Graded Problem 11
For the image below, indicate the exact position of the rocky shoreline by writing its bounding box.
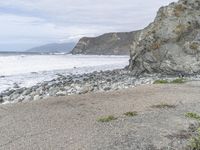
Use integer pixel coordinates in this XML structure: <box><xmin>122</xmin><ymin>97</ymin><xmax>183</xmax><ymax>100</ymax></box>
<box><xmin>0</xmin><ymin>69</ymin><xmax>156</xmax><ymax>104</ymax></box>
<box><xmin>1</xmin><ymin>68</ymin><xmax>200</xmax><ymax>104</ymax></box>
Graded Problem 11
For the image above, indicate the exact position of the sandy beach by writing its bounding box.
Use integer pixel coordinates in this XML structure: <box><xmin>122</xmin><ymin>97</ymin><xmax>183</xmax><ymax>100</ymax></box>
<box><xmin>1</xmin><ymin>81</ymin><xmax>200</xmax><ymax>150</ymax></box>
<box><xmin>1</xmin><ymin>0</ymin><xmax>200</xmax><ymax>149</ymax></box>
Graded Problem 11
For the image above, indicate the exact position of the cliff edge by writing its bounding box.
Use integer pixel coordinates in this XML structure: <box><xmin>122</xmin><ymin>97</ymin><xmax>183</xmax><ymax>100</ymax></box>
<box><xmin>72</xmin><ymin>31</ymin><xmax>140</xmax><ymax>55</ymax></box>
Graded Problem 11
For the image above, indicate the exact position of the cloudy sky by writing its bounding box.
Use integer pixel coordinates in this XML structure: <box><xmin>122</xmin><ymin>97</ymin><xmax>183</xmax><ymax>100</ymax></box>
<box><xmin>0</xmin><ymin>0</ymin><xmax>177</xmax><ymax>51</ymax></box>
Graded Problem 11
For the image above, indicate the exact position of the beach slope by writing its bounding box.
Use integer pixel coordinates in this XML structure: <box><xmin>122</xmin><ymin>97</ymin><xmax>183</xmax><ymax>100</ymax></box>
<box><xmin>0</xmin><ymin>82</ymin><xmax>200</xmax><ymax>150</ymax></box>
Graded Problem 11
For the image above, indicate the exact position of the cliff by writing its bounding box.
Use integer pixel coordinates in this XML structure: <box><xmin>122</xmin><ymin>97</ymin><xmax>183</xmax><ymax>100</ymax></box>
<box><xmin>129</xmin><ymin>0</ymin><xmax>200</xmax><ymax>75</ymax></box>
<box><xmin>72</xmin><ymin>31</ymin><xmax>140</xmax><ymax>55</ymax></box>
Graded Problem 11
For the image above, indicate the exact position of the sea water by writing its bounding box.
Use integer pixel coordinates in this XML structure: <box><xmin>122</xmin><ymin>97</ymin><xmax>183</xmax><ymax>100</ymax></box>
<box><xmin>0</xmin><ymin>53</ymin><xmax>129</xmax><ymax>92</ymax></box>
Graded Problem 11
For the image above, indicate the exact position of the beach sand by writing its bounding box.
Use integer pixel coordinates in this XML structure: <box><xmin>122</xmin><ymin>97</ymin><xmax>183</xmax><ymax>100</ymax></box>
<box><xmin>1</xmin><ymin>81</ymin><xmax>200</xmax><ymax>149</ymax></box>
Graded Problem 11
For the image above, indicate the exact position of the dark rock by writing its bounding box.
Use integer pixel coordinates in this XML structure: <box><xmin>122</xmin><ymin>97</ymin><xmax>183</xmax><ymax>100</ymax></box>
<box><xmin>0</xmin><ymin>95</ymin><xmax>3</xmax><ymax>103</ymax></box>
<box><xmin>15</xmin><ymin>88</ymin><xmax>25</xmax><ymax>94</ymax></box>
<box><xmin>106</xmin><ymin>78</ymin><xmax>112</xmax><ymax>82</ymax></box>
<box><xmin>13</xmin><ymin>83</ymin><xmax>20</xmax><ymax>89</ymax></box>
<box><xmin>23</xmin><ymin>89</ymin><xmax>32</xmax><ymax>95</ymax></box>
<box><xmin>2</xmin><ymin>89</ymin><xmax>15</xmax><ymax>97</ymax></box>
<box><xmin>104</xmin><ymin>87</ymin><xmax>111</xmax><ymax>91</ymax></box>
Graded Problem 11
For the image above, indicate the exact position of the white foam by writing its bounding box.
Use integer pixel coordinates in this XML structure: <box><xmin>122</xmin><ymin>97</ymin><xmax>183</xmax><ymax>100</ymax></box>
<box><xmin>0</xmin><ymin>54</ymin><xmax>129</xmax><ymax>92</ymax></box>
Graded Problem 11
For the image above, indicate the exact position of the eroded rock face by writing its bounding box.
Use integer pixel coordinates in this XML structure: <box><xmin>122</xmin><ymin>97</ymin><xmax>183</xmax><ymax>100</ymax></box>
<box><xmin>129</xmin><ymin>0</ymin><xmax>200</xmax><ymax>75</ymax></box>
<box><xmin>72</xmin><ymin>31</ymin><xmax>140</xmax><ymax>55</ymax></box>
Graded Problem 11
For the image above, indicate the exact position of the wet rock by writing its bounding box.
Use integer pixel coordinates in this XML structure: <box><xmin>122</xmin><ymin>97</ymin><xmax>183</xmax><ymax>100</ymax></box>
<box><xmin>103</xmin><ymin>87</ymin><xmax>111</xmax><ymax>91</ymax></box>
<box><xmin>13</xmin><ymin>83</ymin><xmax>20</xmax><ymax>89</ymax></box>
<box><xmin>3</xmin><ymin>96</ymin><xmax>10</xmax><ymax>102</ymax></box>
<box><xmin>0</xmin><ymin>95</ymin><xmax>3</xmax><ymax>103</ymax></box>
<box><xmin>23</xmin><ymin>89</ymin><xmax>32</xmax><ymax>95</ymax></box>
<box><xmin>15</xmin><ymin>88</ymin><xmax>25</xmax><ymax>94</ymax></box>
<box><xmin>106</xmin><ymin>78</ymin><xmax>112</xmax><ymax>82</ymax></box>
<box><xmin>3</xmin><ymin>90</ymin><xmax>15</xmax><ymax>97</ymax></box>
<box><xmin>0</xmin><ymin>69</ymin><xmax>160</xmax><ymax>104</ymax></box>
<box><xmin>11</xmin><ymin>93</ymin><xmax>20</xmax><ymax>100</ymax></box>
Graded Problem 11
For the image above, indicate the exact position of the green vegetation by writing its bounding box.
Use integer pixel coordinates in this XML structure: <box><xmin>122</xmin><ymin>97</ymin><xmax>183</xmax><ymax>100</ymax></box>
<box><xmin>185</xmin><ymin>112</ymin><xmax>200</xmax><ymax>121</ymax></box>
<box><xmin>170</xmin><ymin>78</ymin><xmax>185</xmax><ymax>84</ymax></box>
<box><xmin>190</xmin><ymin>42</ymin><xmax>199</xmax><ymax>50</ymax></box>
<box><xmin>189</xmin><ymin>128</ymin><xmax>200</xmax><ymax>150</ymax></box>
<box><xmin>97</xmin><ymin>115</ymin><xmax>117</xmax><ymax>122</ymax></box>
<box><xmin>151</xmin><ymin>103</ymin><xmax>176</xmax><ymax>109</ymax></box>
<box><xmin>185</xmin><ymin>112</ymin><xmax>200</xmax><ymax>149</ymax></box>
<box><xmin>153</xmin><ymin>78</ymin><xmax>186</xmax><ymax>84</ymax></box>
<box><xmin>153</xmin><ymin>80</ymin><xmax>169</xmax><ymax>84</ymax></box>
<box><xmin>124</xmin><ymin>111</ymin><xmax>138</xmax><ymax>117</ymax></box>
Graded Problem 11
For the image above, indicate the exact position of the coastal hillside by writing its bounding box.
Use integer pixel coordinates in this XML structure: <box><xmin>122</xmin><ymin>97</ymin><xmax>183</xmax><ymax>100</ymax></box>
<box><xmin>129</xmin><ymin>0</ymin><xmax>200</xmax><ymax>75</ymax></box>
<box><xmin>72</xmin><ymin>31</ymin><xmax>140</xmax><ymax>55</ymax></box>
<box><xmin>27</xmin><ymin>42</ymin><xmax>76</xmax><ymax>53</ymax></box>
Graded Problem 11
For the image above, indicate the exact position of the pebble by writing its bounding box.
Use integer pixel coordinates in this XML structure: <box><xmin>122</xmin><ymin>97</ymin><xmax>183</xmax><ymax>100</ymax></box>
<box><xmin>0</xmin><ymin>69</ymin><xmax>161</xmax><ymax>103</ymax></box>
<box><xmin>33</xmin><ymin>95</ymin><xmax>41</xmax><ymax>101</ymax></box>
<box><xmin>56</xmin><ymin>91</ymin><xmax>67</xmax><ymax>96</ymax></box>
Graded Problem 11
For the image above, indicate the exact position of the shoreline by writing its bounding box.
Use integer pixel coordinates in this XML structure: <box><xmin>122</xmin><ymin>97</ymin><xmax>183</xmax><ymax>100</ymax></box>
<box><xmin>0</xmin><ymin>54</ymin><xmax>129</xmax><ymax>93</ymax></box>
<box><xmin>1</xmin><ymin>68</ymin><xmax>200</xmax><ymax>104</ymax></box>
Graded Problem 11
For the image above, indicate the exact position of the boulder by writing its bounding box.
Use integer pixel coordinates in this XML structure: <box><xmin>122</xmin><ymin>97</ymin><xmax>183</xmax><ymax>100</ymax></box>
<box><xmin>78</xmin><ymin>85</ymin><xmax>94</xmax><ymax>94</ymax></box>
<box><xmin>56</xmin><ymin>91</ymin><xmax>67</xmax><ymax>96</ymax></box>
<box><xmin>129</xmin><ymin>0</ymin><xmax>200</xmax><ymax>75</ymax></box>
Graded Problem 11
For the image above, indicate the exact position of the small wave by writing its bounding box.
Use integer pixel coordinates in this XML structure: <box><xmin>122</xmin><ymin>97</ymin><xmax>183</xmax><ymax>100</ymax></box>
<box><xmin>31</xmin><ymin>72</ymin><xmax>38</xmax><ymax>74</ymax></box>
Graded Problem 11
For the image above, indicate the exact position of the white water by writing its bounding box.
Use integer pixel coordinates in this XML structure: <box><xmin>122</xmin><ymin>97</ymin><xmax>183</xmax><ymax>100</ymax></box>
<box><xmin>0</xmin><ymin>54</ymin><xmax>129</xmax><ymax>92</ymax></box>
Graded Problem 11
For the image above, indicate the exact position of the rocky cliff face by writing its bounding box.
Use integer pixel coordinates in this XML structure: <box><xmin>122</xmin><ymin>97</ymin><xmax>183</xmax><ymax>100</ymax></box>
<box><xmin>129</xmin><ymin>0</ymin><xmax>200</xmax><ymax>75</ymax></box>
<box><xmin>72</xmin><ymin>31</ymin><xmax>140</xmax><ymax>55</ymax></box>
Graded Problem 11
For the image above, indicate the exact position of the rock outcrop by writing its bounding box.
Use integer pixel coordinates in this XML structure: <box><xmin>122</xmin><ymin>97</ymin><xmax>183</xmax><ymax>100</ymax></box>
<box><xmin>72</xmin><ymin>31</ymin><xmax>140</xmax><ymax>55</ymax></box>
<box><xmin>129</xmin><ymin>0</ymin><xmax>200</xmax><ymax>75</ymax></box>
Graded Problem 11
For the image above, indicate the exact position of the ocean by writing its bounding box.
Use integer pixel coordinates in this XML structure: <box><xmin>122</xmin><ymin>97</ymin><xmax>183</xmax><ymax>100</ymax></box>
<box><xmin>0</xmin><ymin>52</ymin><xmax>129</xmax><ymax>92</ymax></box>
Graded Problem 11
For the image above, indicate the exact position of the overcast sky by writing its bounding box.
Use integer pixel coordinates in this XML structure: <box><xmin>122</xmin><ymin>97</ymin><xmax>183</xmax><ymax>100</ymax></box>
<box><xmin>0</xmin><ymin>0</ymin><xmax>177</xmax><ymax>51</ymax></box>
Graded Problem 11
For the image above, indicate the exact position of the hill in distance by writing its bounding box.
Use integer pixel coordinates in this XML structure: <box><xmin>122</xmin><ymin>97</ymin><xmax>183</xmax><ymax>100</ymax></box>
<box><xmin>26</xmin><ymin>42</ymin><xmax>76</xmax><ymax>54</ymax></box>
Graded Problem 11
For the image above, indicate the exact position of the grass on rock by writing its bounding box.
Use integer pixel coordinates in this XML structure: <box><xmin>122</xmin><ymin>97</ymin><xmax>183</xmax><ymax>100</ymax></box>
<box><xmin>186</xmin><ymin>112</ymin><xmax>200</xmax><ymax>121</ymax></box>
<box><xmin>153</xmin><ymin>78</ymin><xmax>186</xmax><ymax>84</ymax></box>
<box><xmin>190</xmin><ymin>42</ymin><xmax>199</xmax><ymax>50</ymax></box>
<box><xmin>153</xmin><ymin>80</ymin><xmax>169</xmax><ymax>84</ymax></box>
<box><xmin>151</xmin><ymin>103</ymin><xmax>176</xmax><ymax>109</ymax></box>
<box><xmin>97</xmin><ymin>115</ymin><xmax>117</xmax><ymax>123</ymax></box>
<box><xmin>189</xmin><ymin>128</ymin><xmax>200</xmax><ymax>150</ymax></box>
<box><xmin>124</xmin><ymin>111</ymin><xmax>138</xmax><ymax>117</ymax></box>
<box><xmin>185</xmin><ymin>112</ymin><xmax>200</xmax><ymax>149</ymax></box>
<box><xmin>170</xmin><ymin>78</ymin><xmax>186</xmax><ymax>84</ymax></box>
